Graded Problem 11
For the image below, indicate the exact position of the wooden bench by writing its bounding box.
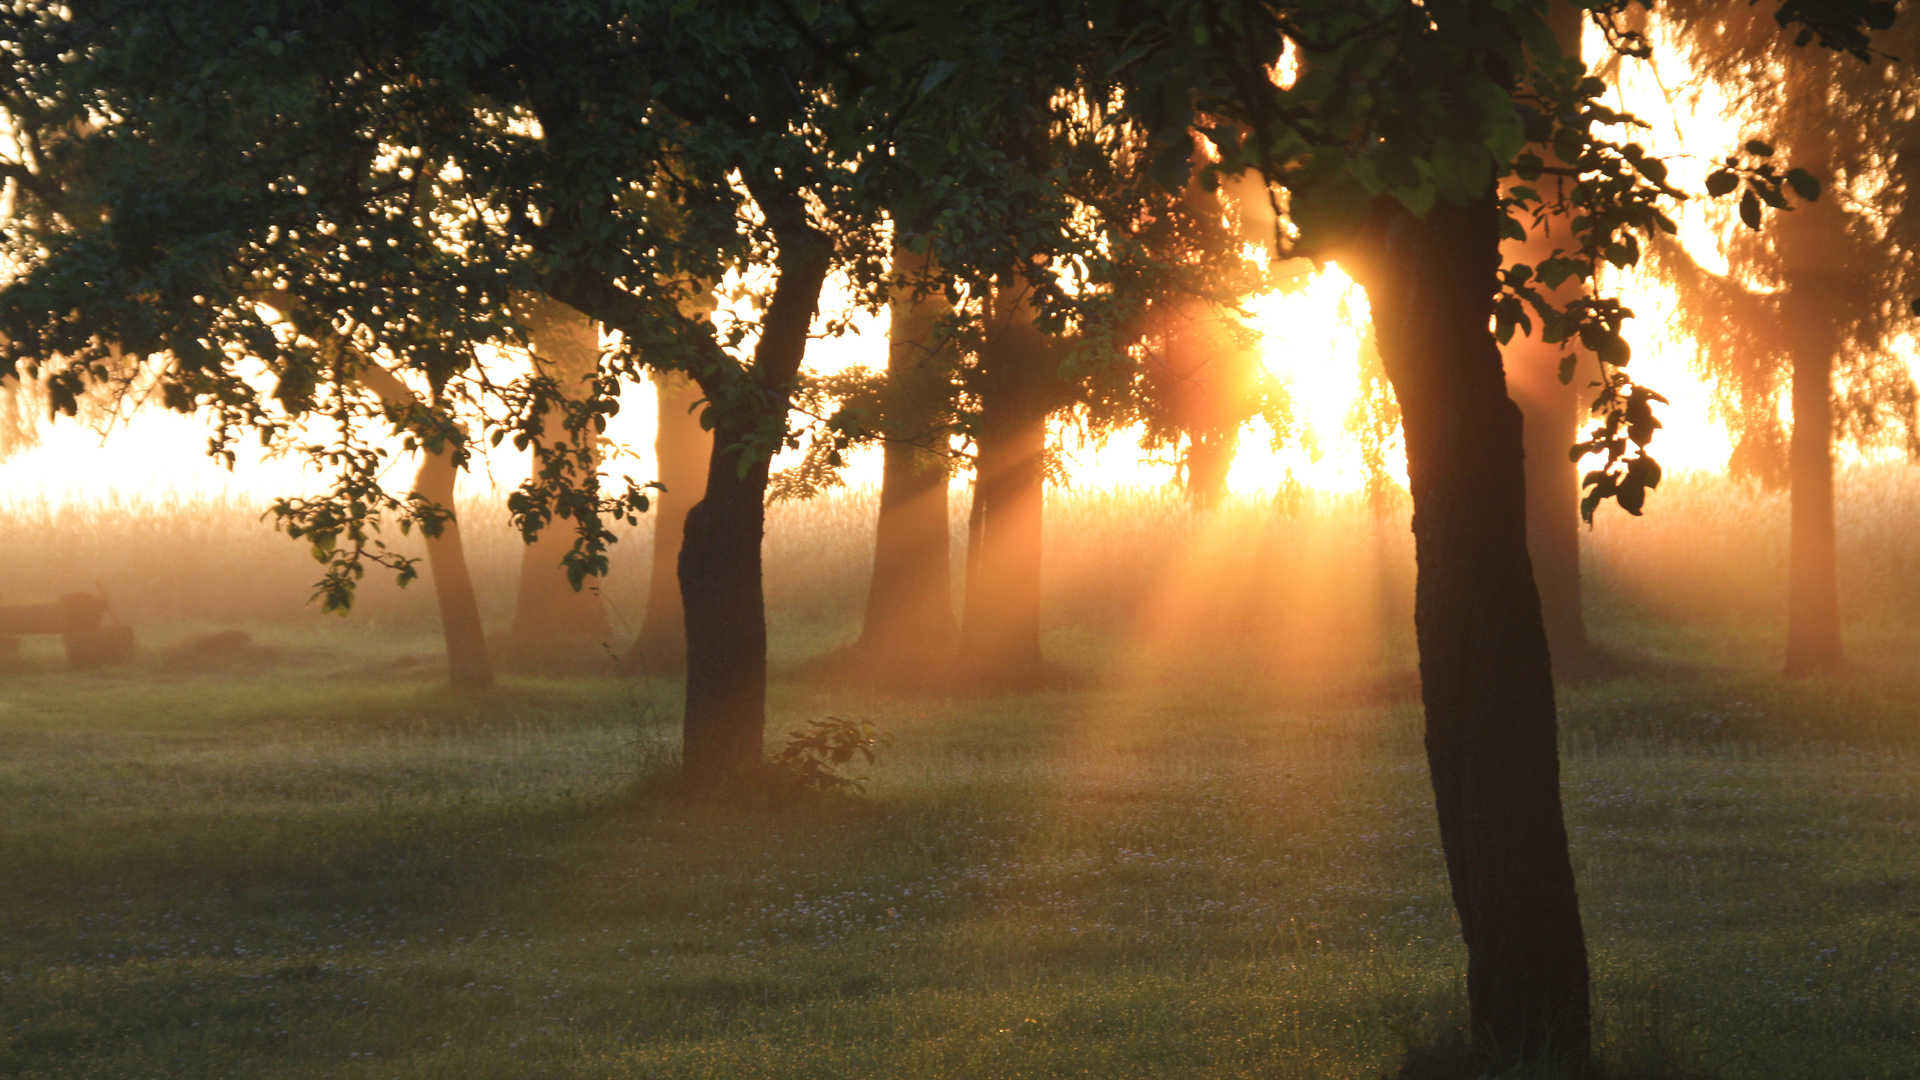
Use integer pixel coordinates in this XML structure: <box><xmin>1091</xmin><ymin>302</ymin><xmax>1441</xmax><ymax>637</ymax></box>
<box><xmin>0</xmin><ymin>592</ymin><xmax>136</xmax><ymax>669</ymax></box>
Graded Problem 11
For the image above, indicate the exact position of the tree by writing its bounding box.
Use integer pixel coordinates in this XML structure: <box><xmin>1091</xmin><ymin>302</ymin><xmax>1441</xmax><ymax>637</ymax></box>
<box><xmin>0</xmin><ymin>13</ymin><xmax>507</xmax><ymax>692</ymax></box>
<box><xmin>502</xmin><ymin>295</ymin><xmax>614</xmax><ymax>672</ymax></box>
<box><xmin>958</xmin><ymin>273</ymin><xmax>1061</xmax><ymax>686</ymax></box>
<box><xmin>1500</xmin><ymin>0</ymin><xmax>1594</xmax><ymax>667</ymax></box>
<box><xmin>857</xmin><ymin>246</ymin><xmax>961</xmax><ymax>665</ymax></box>
<box><xmin>626</xmin><ymin>367</ymin><xmax>711</xmax><ymax>673</ymax></box>
<box><xmin>1636</xmin><ymin>2</ymin><xmax>1920</xmax><ymax>675</ymax></box>
<box><xmin>1128</xmin><ymin>160</ymin><xmax>1282</xmax><ymax>511</ymax></box>
<box><xmin>1097</xmin><ymin>0</ymin><xmax>1878</xmax><ymax>1064</ymax></box>
<box><xmin>353</xmin><ymin>360</ymin><xmax>495</xmax><ymax>690</ymax></box>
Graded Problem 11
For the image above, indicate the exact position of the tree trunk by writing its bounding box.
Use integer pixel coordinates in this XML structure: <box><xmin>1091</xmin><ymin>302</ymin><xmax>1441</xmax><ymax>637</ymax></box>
<box><xmin>411</xmin><ymin>441</ymin><xmax>495</xmax><ymax>691</ymax></box>
<box><xmin>504</xmin><ymin>296</ymin><xmax>611</xmax><ymax>670</ymax></box>
<box><xmin>354</xmin><ymin>364</ymin><xmax>493</xmax><ymax>691</ymax></box>
<box><xmin>1186</xmin><ymin>427</ymin><xmax>1239</xmax><ymax>510</ymax></box>
<box><xmin>1499</xmin><ymin>1</ymin><xmax>1589</xmax><ymax>666</ymax></box>
<box><xmin>1503</xmin><ymin>306</ymin><xmax>1589</xmax><ymax>661</ymax></box>
<box><xmin>1784</xmin><ymin>288</ymin><xmax>1843</xmax><ymax>675</ymax></box>
<box><xmin>628</xmin><ymin>369</ymin><xmax>710</xmax><ymax>672</ymax></box>
<box><xmin>959</xmin><ymin>279</ymin><xmax>1050</xmax><ymax>688</ymax></box>
<box><xmin>679</xmin><ymin>420</ymin><xmax>775</xmax><ymax>780</ymax></box>
<box><xmin>678</xmin><ymin>208</ymin><xmax>832</xmax><ymax>784</ymax></box>
<box><xmin>1348</xmin><ymin>193</ymin><xmax>1590</xmax><ymax>1066</ymax></box>
<box><xmin>859</xmin><ymin>246</ymin><xmax>958</xmax><ymax>659</ymax></box>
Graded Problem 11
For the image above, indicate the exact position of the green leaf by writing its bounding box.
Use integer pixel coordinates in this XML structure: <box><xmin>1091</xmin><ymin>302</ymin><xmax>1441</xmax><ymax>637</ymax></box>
<box><xmin>1739</xmin><ymin>189</ymin><xmax>1762</xmax><ymax>230</ymax></box>
<box><xmin>1744</xmin><ymin>139</ymin><xmax>1775</xmax><ymax>157</ymax></box>
<box><xmin>1704</xmin><ymin>170</ymin><xmax>1738</xmax><ymax>197</ymax></box>
<box><xmin>1786</xmin><ymin>167</ymin><xmax>1820</xmax><ymax>201</ymax></box>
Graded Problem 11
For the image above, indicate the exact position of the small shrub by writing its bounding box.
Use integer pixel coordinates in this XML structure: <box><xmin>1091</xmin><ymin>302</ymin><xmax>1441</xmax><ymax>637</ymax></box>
<box><xmin>774</xmin><ymin>716</ymin><xmax>891</xmax><ymax>795</ymax></box>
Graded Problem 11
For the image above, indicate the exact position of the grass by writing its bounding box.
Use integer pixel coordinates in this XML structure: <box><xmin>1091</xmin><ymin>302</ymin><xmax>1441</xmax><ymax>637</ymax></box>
<box><xmin>1</xmin><ymin>648</ymin><xmax>1917</xmax><ymax>1078</ymax></box>
<box><xmin>1</xmin><ymin>466</ymin><xmax>1919</xmax><ymax>1077</ymax></box>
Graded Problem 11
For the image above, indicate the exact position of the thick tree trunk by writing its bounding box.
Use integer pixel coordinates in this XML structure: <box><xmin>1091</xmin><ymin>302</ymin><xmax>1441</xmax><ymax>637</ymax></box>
<box><xmin>1499</xmin><ymin>1</ymin><xmax>1589</xmax><ymax>666</ymax></box>
<box><xmin>677</xmin><ymin>209</ymin><xmax>832</xmax><ymax>784</ymax></box>
<box><xmin>860</xmin><ymin>247</ymin><xmax>958</xmax><ymax>658</ymax></box>
<box><xmin>959</xmin><ymin>279</ymin><xmax>1050</xmax><ymax>688</ymax></box>
<box><xmin>355</xmin><ymin>364</ymin><xmax>493</xmax><ymax>691</ymax></box>
<box><xmin>1784</xmin><ymin>290</ymin><xmax>1842</xmax><ymax>675</ymax></box>
<box><xmin>628</xmin><ymin>370</ymin><xmax>710</xmax><ymax>672</ymax></box>
<box><xmin>1349</xmin><ymin>193</ymin><xmax>1589</xmax><ymax>1066</ymax></box>
<box><xmin>679</xmin><ymin>420</ymin><xmax>775</xmax><ymax>780</ymax></box>
<box><xmin>505</xmin><ymin>296</ymin><xmax>611</xmax><ymax>670</ymax></box>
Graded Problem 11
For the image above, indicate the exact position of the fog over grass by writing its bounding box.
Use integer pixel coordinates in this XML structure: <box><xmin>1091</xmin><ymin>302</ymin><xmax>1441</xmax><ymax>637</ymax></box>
<box><xmin>1</xmin><ymin>465</ymin><xmax>1918</xmax><ymax>1078</ymax></box>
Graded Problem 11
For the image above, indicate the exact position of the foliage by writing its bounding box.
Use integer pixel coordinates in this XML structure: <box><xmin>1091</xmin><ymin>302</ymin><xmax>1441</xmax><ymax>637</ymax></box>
<box><xmin>1627</xmin><ymin>2</ymin><xmax>1920</xmax><ymax>487</ymax></box>
<box><xmin>0</xmin><ymin>0</ymin><xmax>889</xmax><ymax>610</ymax></box>
<box><xmin>775</xmin><ymin>715</ymin><xmax>893</xmax><ymax>794</ymax></box>
<box><xmin>0</xmin><ymin>0</ymin><xmax>1894</xmax><ymax>543</ymax></box>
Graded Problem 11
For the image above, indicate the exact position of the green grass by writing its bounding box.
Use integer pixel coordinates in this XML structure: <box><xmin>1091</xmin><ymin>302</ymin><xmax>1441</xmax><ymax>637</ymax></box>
<box><xmin>1</xmin><ymin>639</ymin><xmax>1916</xmax><ymax>1079</ymax></box>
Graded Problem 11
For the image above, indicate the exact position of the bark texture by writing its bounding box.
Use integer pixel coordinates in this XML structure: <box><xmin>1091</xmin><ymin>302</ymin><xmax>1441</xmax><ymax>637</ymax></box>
<box><xmin>504</xmin><ymin>296</ymin><xmax>611</xmax><ymax>670</ymax></box>
<box><xmin>628</xmin><ymin>370</ymin><xmax>711</xmax><ymax>672</ymax></box>
<box><xmin>860</xmin><ymin>247</ymin><xmax>958</xmax><ymax>659</ymax></box>
<box><xmin>677</xmin><ymin>206</ymin><xmax>832</xmax><ymax>782</ymax></box>
<box><xmin>1348</xmin><ymin>193</ymin><xmax>1589</xmax><ymax>1065</ymax></box>
<box><xmin>959</xmin><ymin>279</ymin><xmax>1051</xmax><ymax>688</ymax></box>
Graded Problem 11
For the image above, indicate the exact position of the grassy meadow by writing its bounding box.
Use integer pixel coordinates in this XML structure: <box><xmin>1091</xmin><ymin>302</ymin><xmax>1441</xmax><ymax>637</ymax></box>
<box><xmin>1</xmin><ymin>467</ymin><xmax>1918</xmax><ymax>1078</ymax></box>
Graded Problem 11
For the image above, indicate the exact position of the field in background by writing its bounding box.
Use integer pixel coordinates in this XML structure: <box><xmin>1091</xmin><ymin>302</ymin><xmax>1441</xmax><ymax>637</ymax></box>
<box><xmin>4</xmin><ymin>461</ymin><xmax>1920</xmax><ymax>677</ymax></box>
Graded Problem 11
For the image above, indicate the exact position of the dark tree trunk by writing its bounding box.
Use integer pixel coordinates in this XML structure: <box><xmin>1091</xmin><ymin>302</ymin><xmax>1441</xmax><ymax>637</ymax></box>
<box><xmin>1784</xmin><ymin>288</ymin><xmax>1843</xmax><ymax>675</ymax></box>
<box><xmin>628</xmin><ymin>370</ymin><xmax>710</xmax><ymax>672</ymax></box>
<box><xmin>1348</xmin><ymin>193</ymin><xmax>1590</xmax><ymax>1067</ymax></box>
<box><xmin>959</xmin><ymin>280</ymin><xmax>1050</xmax><ymax>688</ymax></box>
<box><xmin>677</xmin><ymin>207</ymin><xmax>832</xmax><ymax>784</ymax></box>
<box><xmin>505</xmin><ymin>298</ymin><xmax>611</xmax><ymax>670</ymax></box>
<box><xmin>1500</xmin><ymin>0</ymin><xmax>1589</xmax><ymax>666</ymax></box>
<box><xmin>679</xmin><ymin>419</ymin><xmax>775</xmax><ymax>780</ymax></box>
<box><xmin>859</xmin><ymin>247</ymin><xmax>958</xmax><ymax>658</ymax></box>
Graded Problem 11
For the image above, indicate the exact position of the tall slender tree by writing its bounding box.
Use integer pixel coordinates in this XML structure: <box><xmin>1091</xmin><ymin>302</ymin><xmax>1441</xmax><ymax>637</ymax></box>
<box><xmin>627</xmin><ymin>368</ymin><xmax>710</xmax><ymax>672</ymax></box>
<box><xmin>1639</xmin><ymin>3</ymin><xmax>1920</xmax><ymax>675</ymax></box>
<box><xmin>858</xmin><ymin>246</ymin><xmax>961</xmax><ymax>664</ymax></box>
<box><xmin>1501</xmin><ymin>0</ymin><xmax>1594</xmax><ymax>666</ymax></box>
<box><xmin>958</xmin><ymin>274</ymin><xmax>1060</xmax><ymax>686</ymax></box>
<box><xmin>503</xmin><ymin>295</ymin><xmax>614</xmax><ymax>671</ymax></box>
